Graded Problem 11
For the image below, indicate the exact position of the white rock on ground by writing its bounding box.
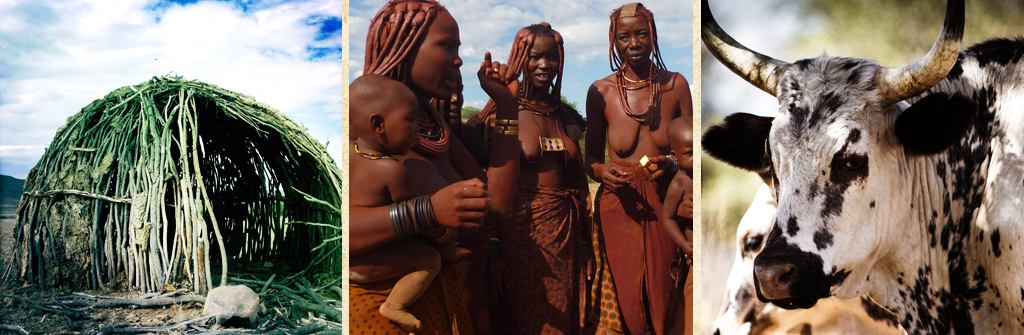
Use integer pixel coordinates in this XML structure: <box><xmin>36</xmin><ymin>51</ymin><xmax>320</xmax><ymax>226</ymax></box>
<box><xmin>202</xmin><ymin>285</ymin><xmax>260</xmax><ymax>327</ymax></box>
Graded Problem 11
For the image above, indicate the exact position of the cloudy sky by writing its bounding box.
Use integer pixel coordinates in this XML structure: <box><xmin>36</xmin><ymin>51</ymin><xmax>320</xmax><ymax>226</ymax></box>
<box><xmin>0</xmin><ymin>0</ymin><xmax>345</xmax><ymax>179</ymax></box>
<box><xmin>349</xmin><ymin>0</ymin><xmax>694</xmax><ymax>113</ymax></box>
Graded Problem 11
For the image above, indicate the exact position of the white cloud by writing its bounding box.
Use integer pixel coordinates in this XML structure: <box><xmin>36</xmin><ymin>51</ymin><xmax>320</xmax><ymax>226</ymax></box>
<box><xmin>0</xmin><ymin>0</ymin><xmax>345</xmax><ymax>179</ymax></box>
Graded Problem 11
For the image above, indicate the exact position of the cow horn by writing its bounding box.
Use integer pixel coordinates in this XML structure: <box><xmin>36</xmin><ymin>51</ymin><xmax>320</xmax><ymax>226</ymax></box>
<box><xmin>876</xmin><ymin>0</ymin><xmax>964</xmax><ymax>103</ymax></box>
<box><xmin>701</xmin><ymin>0</ymin><xmax>789</xmax><ymax>97</ymax></box>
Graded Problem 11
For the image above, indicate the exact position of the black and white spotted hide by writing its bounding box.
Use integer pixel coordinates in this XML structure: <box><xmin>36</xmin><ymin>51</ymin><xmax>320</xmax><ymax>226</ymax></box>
<box><xmin>703</xmin><ymin>38</ymin><xmax>1024</xmax><ymax>334</ymax></box>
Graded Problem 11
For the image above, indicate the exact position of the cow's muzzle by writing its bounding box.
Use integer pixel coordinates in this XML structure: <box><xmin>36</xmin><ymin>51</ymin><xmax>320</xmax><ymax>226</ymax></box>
<box><xmin>752</xmin><ymin>245</ymin><xmax>830</xmax><ymax>309</ymax></box>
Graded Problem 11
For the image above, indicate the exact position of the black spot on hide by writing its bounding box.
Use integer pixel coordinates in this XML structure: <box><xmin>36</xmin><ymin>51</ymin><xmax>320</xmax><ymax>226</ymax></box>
<box><xmin>821</xmin><ymin>132</ymin><xmax>869</xmax><ymax>218</ymax></box>
<box><xmin>814</xmin><ymin>228</ymin><xmax>834</xmax><ymax>250</ymax></box>
<box><xmin>830</xmin><ymin>266</ymin><xmax>850</xmax><ymax>287</ymax></box>
<box><xmin>964</xmin><ymin>37</ymin><xmax>1024</xmax><ymax>68</ymax></box>
<box><xmin>860</xmin><ymin>297</ymin><xmax>901</xmax><ymax>327</ymax></box>
<box><xmin>786</xmin><ymin>216</ymin><xmax>799</xmax><ymax>236</ymax></box>
<box><xmin>991</xmin><ymin>228</ymin><xmax>1002</xmax><ymax>258</ymax></box>
<box><xmin>809</xmin><ymin>92</ymin><xmax>843</xmax><ymax>127</ymax></box>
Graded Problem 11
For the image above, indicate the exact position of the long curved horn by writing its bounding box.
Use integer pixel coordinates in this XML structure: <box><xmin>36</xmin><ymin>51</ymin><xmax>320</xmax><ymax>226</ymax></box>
<box><xmin>876</xmin><ymin>0</ymin><xmax>964</xmax><ymax>103</ymax></box>
<box><xmin>701</xmin><ymin>0</ymin><xmax>789</xmax><ymax>97</ymax></box>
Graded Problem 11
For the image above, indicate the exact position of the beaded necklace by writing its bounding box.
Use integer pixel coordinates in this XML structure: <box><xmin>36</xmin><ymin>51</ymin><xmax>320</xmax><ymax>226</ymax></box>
<box><xmin>353</xmin><ymin>142</ymin><xmax>397</xmax><ymax>161</ymax></box>
<box><xmin>519</xmin><ymin>97</ymin><xmax>558</xmax><ymax>116</ymax></box>
<box><xmin>615</xmin><ymin>66</ymin><xmax>660</xmax><ymax>126</ymax></box>
<box><xmin>413</xmin><ymin>99</ymin><xmax>451</xmax><ymax>156</ymax></box>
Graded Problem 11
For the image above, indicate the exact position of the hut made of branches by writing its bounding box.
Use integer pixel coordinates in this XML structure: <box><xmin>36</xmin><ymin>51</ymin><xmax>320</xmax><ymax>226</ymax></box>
<box><xmin>2</xmin><ymin>75</ymin><xmax>344</xmax><ymax>294</ymax></box>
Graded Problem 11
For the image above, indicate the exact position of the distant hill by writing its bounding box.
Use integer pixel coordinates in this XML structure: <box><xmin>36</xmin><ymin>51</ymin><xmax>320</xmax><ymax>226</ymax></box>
<box><xmin>1</xmin><ymin>174</ymin><xmax>25</xmax><ymax>216</ymax></box>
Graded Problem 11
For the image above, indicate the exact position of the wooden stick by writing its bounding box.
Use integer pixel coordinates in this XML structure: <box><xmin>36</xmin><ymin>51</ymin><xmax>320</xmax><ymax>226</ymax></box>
<box><xmin>291</xmin><ymin>300</ymin><xmax>345</xmax><ymax>323</ymax></box>
<box><xmin>0</xmin><ymin>294</ymin><xmax>85</xmax><ymax>319</ymax></box>
<box><xmin>0</xmin><ymin>324</ymin><xmax>29</xmax><ymax>335</ymax></box>
<box><xmin>22</xmin><ymin>189</ymin><xmax>131</xmax><ymax>204</ymax></box>
<box><xmin>56</xmin><ymin>294</ymin><xmax>205</xmax><ymax>309</ymax></box>
<box><xmin>190</xmin><ymin>321</ymin><xmax>327</xmax><ymax>335</ymax></box>
<box><xmin>95</xmin><ymin>314</ymin><xmax>216</xmax><ymax>335</ymax></box>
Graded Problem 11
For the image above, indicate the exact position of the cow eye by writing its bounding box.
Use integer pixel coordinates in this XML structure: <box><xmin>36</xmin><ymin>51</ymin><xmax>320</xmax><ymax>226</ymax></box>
<box><xmin>844</xmin><ymin>156</ymin><xmax>867</xmax><ymax>171</ymax></box>
<box><xmin>744</xmin><ymin>235</ymin><xmax>764</xmax><ymax>253</ymax></box>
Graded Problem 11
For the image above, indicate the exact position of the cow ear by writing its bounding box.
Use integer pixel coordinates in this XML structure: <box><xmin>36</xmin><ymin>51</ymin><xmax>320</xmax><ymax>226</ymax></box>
<box><xmin>895</xmin><ymin>93</ymin><xmax>975</xmax><ymax>156</ymax></box>
<box><xmin>703</xmin><ymin>113</ymin><xmax>775</xmax><ymax>172</ymax></box>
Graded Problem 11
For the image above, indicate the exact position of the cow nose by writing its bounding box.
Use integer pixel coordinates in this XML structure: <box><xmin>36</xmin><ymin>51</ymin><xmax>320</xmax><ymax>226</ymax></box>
<box><xmin>754</xmin><ymin>261</ymin><xmax>796</xmax><ymax>300</ymax></box>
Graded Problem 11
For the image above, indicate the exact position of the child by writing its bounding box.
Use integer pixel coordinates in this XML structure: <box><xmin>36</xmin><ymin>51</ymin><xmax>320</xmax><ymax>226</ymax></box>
<box><xmin>348</xmin><ymin>74</ymin><xmax>454</xmax><ymax>333</ymax></box>
<box><xmin>662</xmin><ymin>116</ymin><xmax>694</xmax><ymax>335</ymax></box>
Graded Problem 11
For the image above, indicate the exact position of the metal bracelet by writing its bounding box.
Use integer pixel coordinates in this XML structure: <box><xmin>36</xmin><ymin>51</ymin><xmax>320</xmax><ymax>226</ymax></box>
<box><xmin>490</xmin><ymin>118</ymin><xmax>519</xmax><ymax>126</ymax></box>
<box><xmin>413</xmin><ymin>195</ymin><xmax>440</xmax><ymax>233</ymax></box>
<box><xmin>492</xmin><ymin>125</ymin><xmax>519</xmax><ymax>136</ymax></box>
<box><xmin>390</xmin><ymin>201</ymin><xmax>414</xmax><ymax>238</ymax></box>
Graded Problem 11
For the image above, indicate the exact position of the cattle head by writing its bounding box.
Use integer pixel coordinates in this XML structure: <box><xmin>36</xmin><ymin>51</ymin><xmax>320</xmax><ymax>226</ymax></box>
<box><xmin>701</xmin><ymin>0</ymin><xmax>976</xmax><ymax>309</ymax></box>
<box><xmin>714</xmin><ymin>184</ymin><xmax>905</xmax><ymax>335</ymax></box>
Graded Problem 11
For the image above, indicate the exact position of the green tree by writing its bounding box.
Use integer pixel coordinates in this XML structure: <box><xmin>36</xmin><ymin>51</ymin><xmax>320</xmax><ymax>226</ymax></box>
<box><xmin>798</xmin><ymin>0</ymin><xmax>1023</xmax><ymax>66</ymax></box>
<box><xmin>461</xmin><ymin>106</ymin><xmax>481</xmax><ymax>120</ymax></box>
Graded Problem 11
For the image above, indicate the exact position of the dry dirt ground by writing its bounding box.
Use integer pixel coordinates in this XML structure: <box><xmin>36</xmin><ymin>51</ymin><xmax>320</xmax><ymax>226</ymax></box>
<box><xmin>1</xmin><ymin>218</ymin><xmax>343</xmax><ymax>335</ymax></box>
<box><xmin>0</xmin><ymin>286</ymin><xmax>205</xmax><ymax>334</ymax></box>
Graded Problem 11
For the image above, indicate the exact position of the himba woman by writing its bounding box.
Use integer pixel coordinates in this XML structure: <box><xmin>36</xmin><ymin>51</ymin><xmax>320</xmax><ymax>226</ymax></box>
<box><xmin>478</xmin><ymin>23</ymin><xmax>624</xmax><ymax>335</ymax></box>
<box><xmin>584</xmin><ymin>3</ymin><xmax>694</xmax><ymax>335</ymax></box>
<box><xmin>349</xmin><ymin>0</ymin><xmax>521</xmax><ymax>334</ymax></box>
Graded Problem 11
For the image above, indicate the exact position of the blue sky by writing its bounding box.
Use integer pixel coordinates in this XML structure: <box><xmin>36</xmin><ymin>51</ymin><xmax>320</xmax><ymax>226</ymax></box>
<box><xmin>0</xmin><ymin>0</ymin><xmax>346</xmax><ymax>179</ymax></box>
<box><xmin>349</xmin><ymin>0</ymin><xmax>694</xmax><ymax>113</ymax></box>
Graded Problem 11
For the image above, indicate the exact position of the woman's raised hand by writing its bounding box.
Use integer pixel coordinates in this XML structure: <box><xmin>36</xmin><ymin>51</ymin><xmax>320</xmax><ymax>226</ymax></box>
<box><xmin>478</xmin><ymin>52</ymin><xmax>519</xmax><ymax>103</ymax></box>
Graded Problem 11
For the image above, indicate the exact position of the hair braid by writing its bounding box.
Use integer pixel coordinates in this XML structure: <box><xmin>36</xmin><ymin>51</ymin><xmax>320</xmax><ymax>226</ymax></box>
<box><xmin>478</xmin><ymin>23</ymin><xmax>570</xmax><ymax>145</ymax></box>
<box><xmin>366</xmin><ymin>0</ymin><xmax>453</xmax><ymax>156</ymax></box>
<box><xmin>365</xmin><ymin>0</ymin><xmax>445</xmax><ymax>82</ymax></box>
<box><xmin>608</xmin><ymin>2</ymin><xmax>667</xmax><ymax>125</ymax></box>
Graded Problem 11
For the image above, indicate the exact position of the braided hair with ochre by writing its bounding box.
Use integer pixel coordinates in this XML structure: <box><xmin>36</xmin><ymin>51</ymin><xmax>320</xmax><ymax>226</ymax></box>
<box><xmin>609</xmin><ymin>2</ymin><xmax>667</xmax><ymax>125</ymax></box>
<box><xmin>365</xmin><ymin>0</ymin><xmax>452</xmax><ymax>156</ymax></box>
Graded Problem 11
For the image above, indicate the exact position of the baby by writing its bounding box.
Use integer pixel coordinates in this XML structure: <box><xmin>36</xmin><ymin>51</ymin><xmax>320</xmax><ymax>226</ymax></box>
<box><xmin>662</xmin><ymin>116</ymin><xmax>694</xmax><ymax>254</ymax></box>
<box><xmin>348</xmin><ymin>74</ymin><xmax>455</xmax><ymax>333</ymax></box>
<box><xmin>661</xmin><ymin>116</ymin><xmax>695</xmax><ymax>334</ymax></box>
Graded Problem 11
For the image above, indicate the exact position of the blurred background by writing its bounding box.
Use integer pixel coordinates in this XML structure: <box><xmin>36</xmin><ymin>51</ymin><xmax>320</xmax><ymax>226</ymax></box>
<box><xmin>700</xmin><ymin>0</ymin><xmax>1024</xmax><ymax>333</ymax></box>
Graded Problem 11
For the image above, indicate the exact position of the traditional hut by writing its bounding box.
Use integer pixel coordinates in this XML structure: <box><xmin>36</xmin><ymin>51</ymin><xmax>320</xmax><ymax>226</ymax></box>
<box><xmin>2</xmin><ymin>75</ymin><xmax>343</xmax><ymax>294</ymax></box>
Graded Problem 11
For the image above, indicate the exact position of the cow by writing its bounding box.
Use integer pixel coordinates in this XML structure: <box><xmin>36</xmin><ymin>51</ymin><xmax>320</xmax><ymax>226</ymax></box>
<box><xmin>700</xmin><ymin>0</ymin><xmax>1024</xmax><ymax>333</ymax></box>
<box><xmin>713</xmin><ymin>183</ymin><xmax>906</xmax><ymax>335</ymax></box>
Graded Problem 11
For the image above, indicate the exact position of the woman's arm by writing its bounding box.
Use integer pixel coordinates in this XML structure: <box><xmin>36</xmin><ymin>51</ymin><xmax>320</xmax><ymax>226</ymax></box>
<box><xmin>676</xmin><ymin>72</ymin><xmax>694</xmax><ymax>126</ymax></box>
<box><xmin>350</xmin><ymin>179</ymin><xmax>491</xmax><ymax>255</ymax></box>
<box><xmin>584</xmin><ymin>83</ymin><xmax>629</xmax><ymax>190</ymax></box>
<box><xmin>479</xmin><ymin>52</ymin><xmax>520</xmax><ymax>213</ymax></box>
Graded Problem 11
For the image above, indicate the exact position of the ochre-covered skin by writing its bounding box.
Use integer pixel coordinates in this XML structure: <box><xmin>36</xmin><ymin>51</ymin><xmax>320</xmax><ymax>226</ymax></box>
<box><xmin>349</xmin><ymin>74</ymin><xmax>445</xmax><ymax>333</ymax></box>
<box><xmin>476</xmin><ymin>22</ymin><xmax>625</xmax><ymax>334</ymax></box>
<box><xmin>352</xmin><ymin>1</ymin><xmax>521</xmax><ymax>334</ymax></box>
<box><xmin>584</xmin><ymin>5</ymin><xmax>694</xmax><ymax>334</ymax></box>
